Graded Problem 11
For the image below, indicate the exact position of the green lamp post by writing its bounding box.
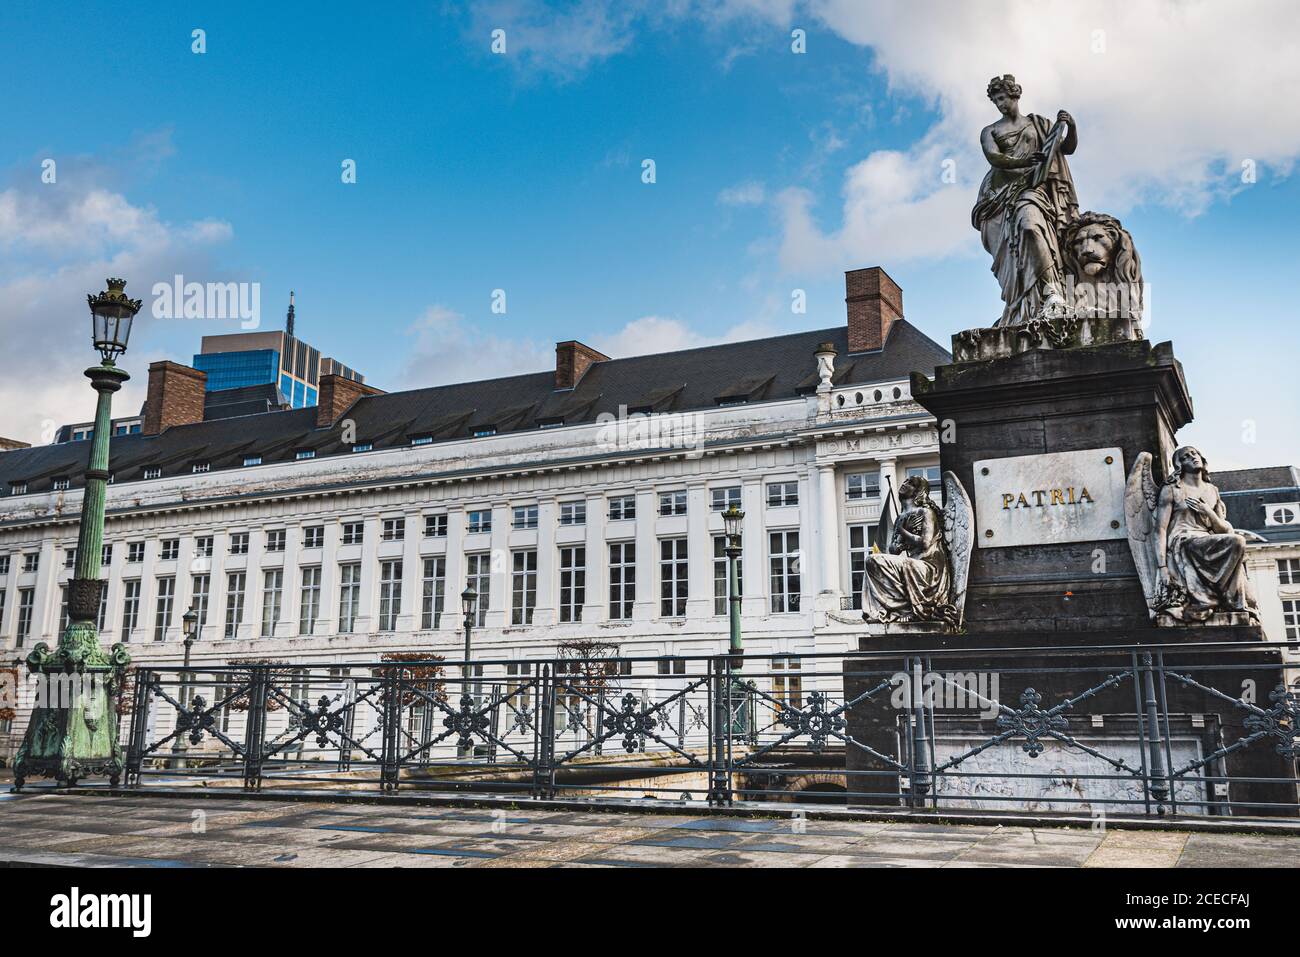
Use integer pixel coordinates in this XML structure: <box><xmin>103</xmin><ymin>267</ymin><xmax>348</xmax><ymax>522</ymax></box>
<box><xmin>13</xmin><ymin>279</ymin><xmax>140</xmax><ymax>790</ymax></box>
<box><xmin>721</xmin><ymin>504</ymin><xmax>744</xmax><ymax>665</ymax></box>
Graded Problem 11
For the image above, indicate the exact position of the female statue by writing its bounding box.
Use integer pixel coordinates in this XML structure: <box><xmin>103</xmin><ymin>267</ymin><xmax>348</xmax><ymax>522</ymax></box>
<box><xmin>972</xmin><ymin>75</ymin><xmax>1079</xmax><ymax>325</ymax></box>
<box><xmin>865</xmin><ymin>476</ymin><xmax>956</xmax><ymax>625</ymax></box>
<box><xmin>1152</xmin><ymin>446</ymin><xmax>1261</xmax><ymax>622</ymax></box>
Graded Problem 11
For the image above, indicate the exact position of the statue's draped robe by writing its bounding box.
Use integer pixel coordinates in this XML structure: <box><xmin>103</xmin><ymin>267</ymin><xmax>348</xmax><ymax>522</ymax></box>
<box><xmin>866</xmin><ymin>506</ymin><xmax>952</xmax><ymax>620</ymax></box>
<box><xmin>1164</xmin><ymin>484</ymin><xmax>1259</xmax><ymax>621</ymax></box>
<box><xmin>972</xmin><ymin>113</ymin><xmax>1079</xmax><ymax>326</ymax></box>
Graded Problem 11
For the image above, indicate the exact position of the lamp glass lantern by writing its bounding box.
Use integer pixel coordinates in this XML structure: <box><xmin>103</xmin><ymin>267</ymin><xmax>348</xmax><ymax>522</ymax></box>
<box><xmin>461</xmin><ymin>585</ymin><xmax>478</xmax><ymax>622</ymax></box>
<box><xmin>88</xmin><ymin>278</ymin><xmax>142</xmax><ymax>364</ymax></box>
<box><xmin>722</xmin><ymin>504</ymin><xmax>745</xmax><ymax>543</ymax></box>
<box><xmin>182</xmin><ymin>606</ymin><xmax>199</xmax><ymax>642</ymax></box>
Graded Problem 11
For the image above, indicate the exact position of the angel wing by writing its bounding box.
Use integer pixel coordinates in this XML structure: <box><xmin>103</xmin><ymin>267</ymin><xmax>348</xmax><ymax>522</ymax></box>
<box><xmin>941</xmin><ymin>471</ymin><xmax>974</xmax><ymax>626</ymax></box>
<box><xmin>1124</xmin><ymin>452</ymin><xmax>1161</xmax><ymax>616</ymax></box>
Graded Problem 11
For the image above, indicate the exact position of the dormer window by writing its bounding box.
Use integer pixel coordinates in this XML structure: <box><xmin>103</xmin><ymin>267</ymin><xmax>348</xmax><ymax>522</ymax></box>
<box><xmin>410</xmin><ymin>435</ymin><xmax>433</xmax><ymax>447</ymax></box>
<box><xmin>9</xmin><ymin>481</ymin><xmax>27</xmax><ymax>495</ymax></box>
<box><xmin>143</xmin><ymin>468</ymin><xmax>161</xmax><ymax>480</ymax></box>
<box><xmin>191</xmin><ymin>462</ymin><xmax>210</xmax><ymax>474</ymax></box>
<box><xmin>717</xmin><ymin>398</ymin><xmax>747</xmax><ymax>407</ymax></box>
<box><xmin>1266</xmin><ymin>503</ymin><xmax>1300</xmax><ymax>527</ymax></box>
<box><xmin>538</xmin><ymin>417</ymin><xmax>564</xmax><ymax>429</ymax></box>
<box><xmin>471</xmin><ymin>426</ymin><xmax>497</xmax><ymax>438</ymax></box>
<box><xmin>295</xmin><ymin>449</ymin><xmax>316</xmax><ymax>460</ymax></box>
<box><xmin>353</xmin><ymin>443</ymin><xmax>373</xmax><ymax>452</ymax></box>
<box><xmin>52</xmin><ymin>477</ymin><xmax>70</xmax><ymax>491</ymax></box>
<box><xmin>243</xmin><ymin>455</ymin><xmax>262</xmax><ymax>467</ymax></box>
<box><xmin>628</xmin><ymin>405</ymin><xmax>653</xmax><ymax>416</ymax></box>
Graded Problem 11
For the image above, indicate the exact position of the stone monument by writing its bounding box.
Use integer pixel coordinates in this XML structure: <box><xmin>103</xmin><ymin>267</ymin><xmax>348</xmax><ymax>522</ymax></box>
<box><xmin>842</xmin><ymin>76</ymin><xmax>1291</xmax><ymax>815</ymax></box>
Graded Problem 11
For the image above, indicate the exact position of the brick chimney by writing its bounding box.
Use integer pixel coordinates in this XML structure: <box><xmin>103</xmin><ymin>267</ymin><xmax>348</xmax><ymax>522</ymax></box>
<box><xmin>555</xmin><ymin>340</ymin><xmax>609</xmax><ymax>390</ymax></box>
<box><xmin>316</xmin><ymin>373</ymin><xmax>384</xmax><ymax>428</ymax></box>
<box><xmin>142</xmin><ymin>361</ymin><xmax>207</xmax><ymax>435</ymax></box>
<box><xmin>845</xmin><ymin>266</ymin><xmax>903</xmax><ymax>353</ymax></box>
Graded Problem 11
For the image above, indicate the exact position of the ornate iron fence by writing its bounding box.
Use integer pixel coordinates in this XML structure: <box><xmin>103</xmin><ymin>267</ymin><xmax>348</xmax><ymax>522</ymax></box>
<box><xmin>117</xmin><ymin>641</ymin><xmax>1300</xmax><ymax>819</ymax></box>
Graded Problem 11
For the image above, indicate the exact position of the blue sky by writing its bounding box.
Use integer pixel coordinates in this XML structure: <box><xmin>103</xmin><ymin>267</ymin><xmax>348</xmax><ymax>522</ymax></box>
<box><xmin>2</xmin><ymin>0</ymin><xmax>1298</xmax><ymax>470</ymax></box>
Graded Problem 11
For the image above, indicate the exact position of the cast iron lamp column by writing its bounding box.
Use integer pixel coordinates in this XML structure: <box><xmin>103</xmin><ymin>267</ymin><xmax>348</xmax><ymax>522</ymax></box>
<box><xmin>169</xmin><ymin>605</ymin><xmax>199</xmax><ymax>769</ymax></box>
<box><xmin>458</xmin><ymin>585</ymin><xmax>477</xmax><ymax>759</ymax></box>
<box><xmin>13</xmin><ymin>279</ymin><xmax>141</xmax><ymax>790</ymax></box>
<box><xmin>721</xmin><ymin>505</ymin><xmax>744</xmax><ymax>665</ymax></box>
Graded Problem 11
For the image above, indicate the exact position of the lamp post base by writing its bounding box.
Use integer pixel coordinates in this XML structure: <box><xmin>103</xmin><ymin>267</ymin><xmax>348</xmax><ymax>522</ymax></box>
<box><xmin>12</xmin><ymin>624</ymin><xmax>130</xmax><ymax>792</ymax></box>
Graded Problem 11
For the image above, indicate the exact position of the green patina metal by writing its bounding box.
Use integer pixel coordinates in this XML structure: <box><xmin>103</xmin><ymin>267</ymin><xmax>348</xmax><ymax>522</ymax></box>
<box><xmin>14</xmin><ymin>362</ymin><xmax>132</xmax><ymax>789</ymax></box>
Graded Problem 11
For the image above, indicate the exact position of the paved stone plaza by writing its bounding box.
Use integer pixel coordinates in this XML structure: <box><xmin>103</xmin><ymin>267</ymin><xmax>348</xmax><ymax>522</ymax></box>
<box><xmin>1</xmin><ymin>791</ymin><xmax>1298</xmax><ymax>867</ymax></box>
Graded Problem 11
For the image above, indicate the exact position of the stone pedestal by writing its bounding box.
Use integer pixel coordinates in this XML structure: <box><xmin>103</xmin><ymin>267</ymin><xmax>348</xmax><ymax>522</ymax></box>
<box><xmin>912</xmin><ymin>334</ymin><xmax>1198</xmax><ymax>636</ymax></box>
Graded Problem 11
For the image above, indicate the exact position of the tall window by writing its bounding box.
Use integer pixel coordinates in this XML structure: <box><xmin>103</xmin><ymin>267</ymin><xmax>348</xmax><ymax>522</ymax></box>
<box><xmin>229</xmin><ymin>533</ymin><xmax>249</xmax><ymax>555</ymax></box>
<box><xmin>191</xmin><ymin>574</ymin><xmax>211</xmax><ymax>628</ymax></box>
<box><xmin>299</xmin><ymin>567</ymin><xmax>322</xmax><ymax>635</ymax></box>
<box><xmin>381</xmin><ymin>518</ymin><xmax>405</xmax><ymax>542</ymax></box>
<box><xmin>338</xmin><ymin>563</ymin><xmax>361</xmax><ymax>632</ymax></box>
<box><xmin>421</xmin><ymin>557</ymin><xmax>446</xmax><ymax>630</ymax></box>
<box><xmin>769</xmin><ymin>530</ymin><xmax>801</xmax><ymax>613</ymax></box>
<box><xmin>512</xmin><ymin>505</ymin><xmax>538</xmax><ymax>530</ymax></box>
<box><xmin>159</xmin><ymin>539</ymin><xmax>179</xmax><ymax>561</ymax></box>
<box><xmin>660</xmin><ymin>539</ymin><xmax>688</xmax><ymax>617</ymax></box>
<box><xmin>467</xmin><ymin>510</ymin><xmax>492</xmax><ymax>534</ymax></box>
<box><xmin>265</xmin><ymin>529</ymin><xmax>287</xmax><ymax>552</ymax></box>
<box><xmin>224</xmin><ymin>572</ymin><xmax>246</xmax><ymax>639</ymax></box>
<box><xmin>847</xmin><ymin>525</ymin><xmax>870</xmax><ymax>610</ymax></box>
<box><xmin>126</xmin><ymin>542</ymin><xmax>144</xmax><ymax>563</ymax></box>
<box><xmin>303</xmin><ymin>526</ymin><xmax>325</xmax><ymax>549</ymax></box>
<box><xmin>423</xmin><ymin>514</ymin><xmax>448</xmax><ymax>538</ymax></box>
<box><xmin>505</xmin><ymin>662</ymin><xmax>533</xmax><ymax>725</ymax></box>
<box><xmin>59</xmin><ymin>586</ymin><xmax>70</xmax><ymax>634</ymax></box>
<box><xmin>608</xmin><ymin>495</ymin><xmax>636</xmax><ymax>521</ymax></box>
<box><xmin>341</xmin><ymin>521</ymin><xmax>364</xmax><ymax>545</ymax></box>
<box><xmin>194</xmin><ymin>536</ymin><xmax>213</xmax><ymax>558</ymax></box>
<box><xmin>260</xmin><ymin>569</ymin><xmax>283</xmax><ymax>637</ymax></box>
<box><xmin>96</xmin><ymin>585</ymin><xmax>108</xmax><ymax>633</ymax></box>
<box><xmin>16</xmin><ymin>588</ymin><xmax>34</xmax><ymax>647</ymax></box>
<box><xmin>121</xmin><ymin>581</ymin><xmax>141</xmax><ymax>639</ymax></box>
<box><xmin>465</xmin><ymin>554</ymin><xmax>491</xmax><ymax>627</ymax></box>
<box><xmin>512</xmin><ymin>550</ymin><xmax>537</xmax><ymax>625</ymax></box>
<box><xmin>0</xmin><ymin>590</ymin><xmax>6</xmax><ymax>634</ymax></box>
<box><xmin>154</xmin><ymin>576</ymin><xmax>176</xmax><ymax>641</ymax></box>
<box><xmin>378</xmin><ymin>560</ymin><xmax>403</xmax><ymax>632</ymax></box>
<box><xmin>0</xmin><ymin>555</ymin><xmax>9</xmax><ymax>575</ymax></box>
<box><xmin>1284</xmin><ymin>599</ymin><xmax>1300</xmax><ymax>641</ymax></box>
<box><xmin>772</xmin><ymin>657</ymin><xmax>802</xmax><ymax>710</ymax></box>
<box><xmin>905</xmin><ymin>465</ymin><xmax>941</xmax><ymax>491</ymax></box>
<box><xmin>559</xmin><ymin>546</ymin><xmax>585</xmax><ymax>622</ymax></box>
<box><xmin>713</xmin><ymin>536</ymin><xmax>742</xmax><ymax>616</ymax></box>
<box><xmin>609</xmin><ymin>543</ymin><xmax>636</xmax><ymax>620</ymax></box>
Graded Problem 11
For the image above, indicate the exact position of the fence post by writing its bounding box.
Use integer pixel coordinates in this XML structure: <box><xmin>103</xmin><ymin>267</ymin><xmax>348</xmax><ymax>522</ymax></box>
<box><xmin>707</xmin><ymin>657</ymin><xmax>732</xmax><ymax>806</ymax></box>
<box><xmin>125</xmin><ymin>669</ymin><xmax>153</xmax><ymax>788</ymax></box>
<box><xmin>379</xmin><ymin>666</ymin><xmax>401</xmax><ymax>791</ymax></box>
<box><xmin>909</xmin><ymin>657</ymin><xmax>932</xmax><ymax>807</ymax></box>
<box><xmin>1140</xmin><ymin>652</ymin><xmax>1169</xmax><ymax>814</ymax></box>
<box><xmin>242</xmin><ymin>667</ymin><xmax>268</xmax><ymax>792</ymax></box>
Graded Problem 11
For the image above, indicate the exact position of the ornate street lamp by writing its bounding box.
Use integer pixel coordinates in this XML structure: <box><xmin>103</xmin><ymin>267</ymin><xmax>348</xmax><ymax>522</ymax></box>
<box><xmin>14</xmin><ymin>279</ymin><xmax>141</xmax><ymax>790</ymax></box>
<box><xmin>721</xmin><ymin>505</ymin><xmax>745</xmax><ymax>664</ymax></box>
<box><xmin>458</xmin><ymin>585</ymin><xmax>478</xmax><ymax>759</ymax></box>
<box><xmin>170</xmin><ymin>605</ymin><xmax>200</xmax><ymax>768</ymax></box>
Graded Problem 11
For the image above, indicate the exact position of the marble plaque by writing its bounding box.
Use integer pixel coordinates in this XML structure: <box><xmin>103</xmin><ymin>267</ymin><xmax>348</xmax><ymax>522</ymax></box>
<box><xmin>973</xmin><ymin>447</ymin><xmax>1125</xmax><ymax>548</ymax></box>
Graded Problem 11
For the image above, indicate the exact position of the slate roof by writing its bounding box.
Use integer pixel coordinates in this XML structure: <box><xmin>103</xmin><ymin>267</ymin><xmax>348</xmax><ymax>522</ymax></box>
<box><xmin>202</xmin><ymin>383</ymin><xmax>289</xmax><ymax>421</ymax></box>
<box><xmin>0</xmin><ymin>320</ymin><xmax>950</xmax><ymax>494</ymax></box>
<box><xmin>1217</xmin><ymin>466</ymin><xmax>1300</xmax><ymax>541</ymax></box>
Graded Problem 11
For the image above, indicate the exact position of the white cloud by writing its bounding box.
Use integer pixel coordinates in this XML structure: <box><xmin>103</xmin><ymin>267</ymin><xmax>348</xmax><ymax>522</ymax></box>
<box><xmin>759</xmin><ymin>0</ymin><xmax>1300</xmax><ymax>271</ymax></box>
<box><xmin>0</xmin><ymin>171</ymin><xmax>234</xmax><ymax>445</ymax></box>
<box><xmin>400</xmin><ymin>305</ymin><xmax>553</xmax><ymax>388</ymax></box>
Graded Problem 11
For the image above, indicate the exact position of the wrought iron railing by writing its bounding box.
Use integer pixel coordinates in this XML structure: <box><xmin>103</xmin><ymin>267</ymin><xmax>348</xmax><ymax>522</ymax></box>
<box><xmin>114</xmin><ymin>641</ymin><xmax>1300</xmax><ymax>819</ymax></box>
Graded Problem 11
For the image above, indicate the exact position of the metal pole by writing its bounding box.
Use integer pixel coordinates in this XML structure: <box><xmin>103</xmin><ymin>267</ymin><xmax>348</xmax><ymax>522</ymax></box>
<box><xmin>460</xmin><ymin>613</ymin><xmax>473</xmax><ymax>759</ymax></box>
<box><xmin>169</xmin><ymin>636</ymin><xmax>194</xmax><ymax>770</ymax></box>
<box><xmin>1141</xmin><ymin>652</ymin><xmax>1169</xmax><ymax>814</ymax></box>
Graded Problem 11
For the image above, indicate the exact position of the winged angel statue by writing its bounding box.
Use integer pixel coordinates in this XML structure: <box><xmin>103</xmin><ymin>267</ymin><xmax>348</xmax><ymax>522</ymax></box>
<box><xmin>865</xmin><ymin>472</ymin><xmax>973</xmax><ymax>628</ymax></box>
<box><xmin>1125</xmin><ymin>447</ymin><xmax>1262</xmax><ymax>623</ymax></box>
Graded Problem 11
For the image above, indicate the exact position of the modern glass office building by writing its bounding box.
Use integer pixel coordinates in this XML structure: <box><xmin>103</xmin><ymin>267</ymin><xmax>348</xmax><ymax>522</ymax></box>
<box><xmin>193</xmin><ymin>331</ymin><xmax>363</xmax><ymax>410</ymax></box>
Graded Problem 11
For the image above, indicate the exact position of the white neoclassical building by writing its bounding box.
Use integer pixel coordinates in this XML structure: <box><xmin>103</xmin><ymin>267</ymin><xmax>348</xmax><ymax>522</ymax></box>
<box><xmin>0</xmin><ymin>268</ymin><xmax>951</xmax><ymax>743</ymax></box>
